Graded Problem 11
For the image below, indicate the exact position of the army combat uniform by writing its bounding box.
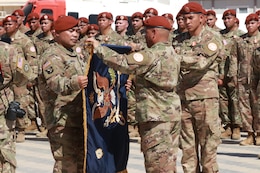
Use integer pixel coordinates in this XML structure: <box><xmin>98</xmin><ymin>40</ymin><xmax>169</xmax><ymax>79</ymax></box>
<box><xmin>173</xmin><ymin>26</ymin><xmax>223</xmax><ymax>173</ymax></box>
<box><xmin>0</xmin><ymin>41</ymin><xmax>35</xmax><ymax>172</ymax></box>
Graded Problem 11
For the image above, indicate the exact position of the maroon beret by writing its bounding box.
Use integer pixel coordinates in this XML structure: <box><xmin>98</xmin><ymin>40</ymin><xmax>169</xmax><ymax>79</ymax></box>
<box><xmin>54</xmin><ymin>16</ymin><xmax>78</xmax><ymax>32</ymax></box>
<box><xmin>180</xmin><ymin>2</ymin><xmax>205</xmax><ymax>14</ymax></box>
<box><xmin>12</xmin><ymin>9</ymin><xmax>24</xmax><ymax>16</ymax></box>
<box><xmin>162</xmin><ymin>13</ymin><xmax>174</xmax><ymax>21</ymax></box>
<box><xmin>115</xmin><ymin>15</ymin><xmax>128</xmax><ymax>22</ymax></box>
<box><xmin>245</xmin><ymin>13</ymin><xmax>258</xmax><ymax>24</ymax></box>
<box><xmin>78</xmin><ymin>17</ymin><xmax>89</xmax><ymax>23</ymax></box>
<box><xmin>131</xmin><ymin>12</ymin><xmax>143</xmax><ymax>20</ymax></box>
<box><xmin>40</xmin><ymin>14</ymin><xmax>54</xmax><ymax>22</ymax></box>
<box><xmin>222</xmin><ymin>9</ymin><xmax>236</xmax><ymax>19</ymax></box>
<box><xmin>144</xmin><ymin>8</ymin><xmax>158</xmax><ymax>16</ymax></box>
<box><xmin>87</xmin><ymin>24</ymin><xmax>99</xmax><ymax>31</ymax></box>
<box><xmin>27</xmin><ymin>12</ymin><xmax>40</xmax><ymax>22</ymax></box>
<box><xmin>144</xmin><ymin>16</ymin><xmax>171</xmax><ymax>30</ymax></box>
<box><xmin>207</xmin><ymin>10</ymin><xmax>216</xmax><ymax>17</ymax></box>
<box><xmin>97</xmin><ymin>12</ymin><xmax>113</xmax><ymax>20</ymax></box>
<box><xmin>3</xmin><ymin>15</ymin><xmax>17</xmax><ymax>23</ymax></box>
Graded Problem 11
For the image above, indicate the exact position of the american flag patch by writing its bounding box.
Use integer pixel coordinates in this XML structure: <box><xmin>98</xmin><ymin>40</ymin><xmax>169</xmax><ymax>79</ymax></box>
<box><xmin>43</xmin><ymin>61</ymin><xmax>51</xmax><ymax>70</ymax></box>
<box><xmin>17</xmin><ymin>57</ymin><xmax>23</xmax><ymax>69</ymax></box>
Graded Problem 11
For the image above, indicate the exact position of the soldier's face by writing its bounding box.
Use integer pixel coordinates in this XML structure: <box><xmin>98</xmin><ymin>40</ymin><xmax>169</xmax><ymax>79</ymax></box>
<box><xmin>246</xmin><ymin>20</ymin><xmax>259</xmax><ymax>35</ymax></box>
<box><xmin>55</xmin><ymin>26</ymin><xmax>80</xmax><ymax>49</ymax></box>
<box><xmin>132</xmin><ymin>18</ymin><xmax>143</xmax><ymax>31</ymax></box>
<box><xmin>223</xmin><ymin>15</ymin><xmax>236</xmax><ymax>29</ymax></box>
<box><xmin>176</xmin><ymin>16</ymin><xmax>186</xmax><ymax>29</ymax></box>
<box><xmin>4</xmin><ymin>21</ymin><xmax>18</xmax><ymax>35</ymax></box>
<box><xmin>115</xmin><ymin>20</ymin><xmax>128</xmax><ymax>33</ymax></box>
<box><xmin>87</xmin><ymin>29</ymin><xmax>99</xmax><ymax>38</ymax></box>
<box><xmin>28</xmin><ymin>19</ymin><xmax>40</xmax><ymax>31</ymax></box>
<box><xmin>207</xmin><ymin>15</ymin><xmax>217</xmax><ymax>28</ymax></box>
<box><xmin>13</xmin><ymin>15</ymin><xmax>24</xmax><ymax>25</ymax></box>
<box><xmin>98</xmin><ymin>18</ymin><xmax>112</xmax><ymax>30</ymax></box>
<box><xmin>183</xmin><ymin>13</ymin><xmax>203</xmax><ymax>34</ymax></box>
<box><xmin>79</xmin><ymin>21</ymin><xmax>88</xmax><ymax>34</ymax></box>
<box><xmin>40</xmin><ymin>20</ymin><xmax>53</xmax><ymax>33</ymax></box>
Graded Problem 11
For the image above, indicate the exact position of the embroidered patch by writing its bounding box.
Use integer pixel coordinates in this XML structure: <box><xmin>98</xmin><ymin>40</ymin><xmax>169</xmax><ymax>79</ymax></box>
<box><xmin>75</xmin><ymin>46</ymin><xmax>81</xmax><ymax>53</ymax></box>
<box><xmin>133</xmin><ymin>53</ymin><xmax>144</xmax><ymax>62</ymax></box>
<box><xmin>17</xmin><ymin>57</ymin><xmax>23</xmax><ymax>69</ymax></box>
<box><xmin>95</xmin><ymin>148</ymin><xmax>103</xmax><ymax>159</ymax></box>
<box><xmin>24</xmin><ymin>64</ymin><xmax>29</xmax><ymax>72</ymax></box>
<box><xmin>45</xmin><ymin>66</ymin><xmax>53</xmax><ymax>74</ymax></box>
<box><xmin>207</xmin><ymin>42</ymin><xmax>217</xmax><ymax>51</ymax></box>
<box><xmin>30</xmin><ymin>46</ymin><xmax>36</xmax><ymax>52</ymax></box>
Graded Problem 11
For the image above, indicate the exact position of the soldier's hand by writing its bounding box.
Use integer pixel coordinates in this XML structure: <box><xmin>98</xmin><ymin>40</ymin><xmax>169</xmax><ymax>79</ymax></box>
<box><xmin>125</xmin><ymin>79</ymin><xmax>132</xmax><ymax>91</ymax></box>
<box><xmin>78</xmin><ymin>76</ymin><xmax>88</xmax><ymax>89</ymax></box>
<box><xmin>85</xmin><ymin>38</ymin><xmax>99</xmax><ymax>49</ymax></box>
<box><xmin>218</xmin><ymin>79</ymin><xmax>223</xmax><ymax>86</ymax></box>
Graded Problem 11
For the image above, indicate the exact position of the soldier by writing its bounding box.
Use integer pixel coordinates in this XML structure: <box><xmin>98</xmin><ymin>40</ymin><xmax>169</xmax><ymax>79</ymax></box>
<box><xmin>11</xmin><ymin>9</ymin><xmax>29</xmax><ymax>33</ymax></box>
<box><xmin>38</xmin><ymin>16</ymin><xmax>88</xmax><ymax>173</ymax></box>
<box><xmin>25</xmin><ymin>12</ymin><xmax>42</xmax><ymax>38</ymax></box>
<box><xmin>143</xmin><ymin>7</ymin><xmax>158</xmax><ymax>20</ymax></box>
<box><xmin>219</xmin><ymin>9</ymin><xmax>245</xmax><ymax>140</ymax></box>
<box><xmin>173</xmin><ymin>2</ymin><xmax>223</xmax><ymax>173</ymax></box>
<box><xmin>206</xmin><ymin>10</ymin><xmax>221</xmax><ymax>31</ymax></box>
<box><xmin>0</xmin><ymin>41</ymin><xmax>35</xmax><ymax>173</ymax></box>
<box><xmin>32</xmin><ymin>14</ymin><xmax>55</xmax><ymax>137</ymax></box>
<box><xmin>2</xmin><ymin>15</ymin><xmax>38</xmax><ymax>142</ymax></box>
<box><xmin>172</xmin><ymin>12</ymin><xmax>187</xmax><ymax>38</ymax></box>
<box><xmin>78</xmin><ymin>17</ymin><xmax>89</xmax><ymax>40</ymax></box>
<box><xmin>115</xmin><ymin>15</ymin><xmax>129</xmax><ymax>38</ymax></box>
<box><xmin>130</xmin><ymin>12</ymin><xmax>146</xmax><ymax>47</ymax></box>
<box><xmin>87</xmin><ymin>15</ymin><xmax>181</xmax><ymax>173</ymax></box>
<box><xmin>86</xmin><ymin>24</ymin><xmax>99</xmax><ymax>38</ymax></box>
<box><xmin>233</xmin><ymin>13</ymin><xmax>260</xmax><ymax>146</ymax></box>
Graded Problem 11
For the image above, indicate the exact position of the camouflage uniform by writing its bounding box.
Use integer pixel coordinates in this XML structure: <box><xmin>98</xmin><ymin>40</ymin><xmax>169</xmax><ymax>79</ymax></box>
<box><xmin>39</xmin><ymin>42</ymin><xmax>87</xmax><ymax>173</ymax></box>
<box><xmin>25</xmin><ymin>27</ymin><xmax>42</xmax><ymax>39</ymax></box>
<box><xmin>95</xmin><ymin>41</ymin><xmax>181</xmax><ymax>173</ymax></box>
<box><xmin>18</xmin><ymin>24</ymin><xmax>30</xmax><ymax>34</ymax></box>
<box><xmin>233</xmin><ymin>31</ymin><xmax>260</xmax><ymax>144</ymax></box>
<box><xmin>173</xmin><ymin>27</ymin><xmax>223</xmax><ymax>173</ymax></box>
<box><xmin>3</xmin><ymin>30</ymin><xmax>38</xmax><ymax>140</ymax></box>
<box><xmin>0</xmin><ymin>41</ymin><xmax>35</xmax><ymax>172</ymax></box>
<box><xmin>219</xmin><ymin>28</ymin><xmax>244</xmax><ymax>138</ymax></box>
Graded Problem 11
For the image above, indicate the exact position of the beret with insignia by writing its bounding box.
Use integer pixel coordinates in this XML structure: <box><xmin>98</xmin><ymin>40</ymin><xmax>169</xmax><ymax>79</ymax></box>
<box><xmin>162</xmin><ymin>13</ymin><xmax>174</xmax><ymax>21</ymax></box>
<box><xmin>27</xmin><ymin>12</ymin><xmax>40</xmax><ymax>22</ymax></box>
<box><xmin>144</xmin><ymin>16</ymin><xmax>171</xmax><ymax>30</ymax></box>
<box><xmin>206</xmin><ymin>10</ymin><xmax>216</xmax><ymax>17</ymax></box>
<box><xmin>54</xmin><ymin>16</ymin><xmax>78</xmax><ymax>32</ymax></box>
<box><xmin>97</xmin><ymin>12</ymin><xmax>113</xmax><ymax>20</ymax></box>
<box><xmin>131</xmin><ymin>12</ymin><xmax>143</xmax><ymax>20</ymax></box>
<box><xmin>87</xmin><ymin>24</ymin><xmax>99</xmax><ymax>31</ymax></box>
<box><xmin>222</xmin><ymin>9</ymin><xmax>236</xmax><ymax>19</ymax></box>
<box><xmin>40</xmin><ymin>14</ymin><xmax>54</xmax><ymax>22</ymax></box>
<box><xmin>180</xmin><ymin>2</ymin><xmax>205</xmax><ymax>15</ymax></box>
<box><xmin>144</xmin><ymin>8</ymin><xmax>158</xmax><ymax>16</ymax></box>
<box><xmin>12</xmin><ymin>9</ymin><xmax>24</xmax><ymax>17</ymax></box>
<box><xmin>245</xmin><ymin>13</ymin><xmax>259</xmax><ymax>24</ymax></box>
<box><xmin>78</xmin><ymin>17</ymin><xmax>89</xmax><ymax>24</ymax></box>
<box><xmin>115</xmin><ymin>15</ymin><xmax>128</xmax><ymax>22</ymax></box>
<box><xmin>3</xmin><ymin>15</ymin><xmax>17</xmax><ymax>24</ymax></box>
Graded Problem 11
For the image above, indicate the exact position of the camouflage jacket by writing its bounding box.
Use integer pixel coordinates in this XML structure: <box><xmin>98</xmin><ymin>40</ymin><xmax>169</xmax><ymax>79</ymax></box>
<box><xmin>220</xmin><ymin>28</ymin><xmax>245</xmax><ymax>78</ymax></box>
<box><xmin>232</xmin><ymin>31</ymin><xmax>260</xmax><ymax>85</ymax></box>
<box><xmin>95</xmin><ymin>41</ymin><xmax>181</xmax><ymax>123</ymax></box>
<box><xmin>39</xmin><ymin>43</ymin><xmax>87</xmax><ymax>129</ymax></box>
<box><xmin>32</xmin><ymin>32</ymin><xmax>54</xmax><ymax>56</ymax></box>
<box><xmin>173</xmin><ymin>27</ymin><xmax>224</xmax><ymax>101</ymax></box>
<box><xmin>0</xmin><ymin>41</ymin><xmax>35</xmax><ymax>116</ymax></box>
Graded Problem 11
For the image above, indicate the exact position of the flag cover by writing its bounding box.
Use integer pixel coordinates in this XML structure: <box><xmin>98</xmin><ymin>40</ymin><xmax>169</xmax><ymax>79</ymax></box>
<box><xmin>84</xmin><ymin>45</ymin><xmax>131</xmax><ymax>172</ymax></box>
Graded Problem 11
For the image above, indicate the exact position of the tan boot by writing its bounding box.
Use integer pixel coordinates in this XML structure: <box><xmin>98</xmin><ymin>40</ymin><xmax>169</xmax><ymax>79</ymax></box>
<box><xmin>255</xmin><ymin>133</ymin><xmax>260</xmax><ymax>146</ymax></box>
<box><xmin>221</xmin><ymin>125</ymin><xmax>232</xmax><ymax>139</ymax></box>
<box><xmin>36</xmin><ymin>129</ymin><xmax>48</xmax><ymax>138</ymax></box>
<box><xmin>25</xmin><ymin>119</ymin><xmax>38</xmax><ymax>132</ymax></box>
<box><xmin>16</xmin><ymin>130</ymin><xmax>25</xmax><ymax>143</ymax></box>
<box><xmin>240</xmin><ymin>132</ymin><xmax>255</xmax><ymax>146</ymax></box>
<box><xmin>232</xmin><ymin>126</ymin><xmax>241</xmax><ymax>140</ymax></box>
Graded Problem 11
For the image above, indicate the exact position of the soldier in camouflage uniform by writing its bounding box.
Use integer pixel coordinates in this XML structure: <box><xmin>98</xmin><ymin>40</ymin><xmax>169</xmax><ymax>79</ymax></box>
<box><xmin>11</xmin><ymin>9</ymin><xmax>30</xmax><ymax>34</ymax></box>
<box><xmin>2</xmin><ymin>15</ymin><xmax>38</xmax><ymax>142</ymax></box>
<box><xmin>232</xmin><ymin>13</ymin><xmax>260</xmax><ymax>146</ymax></box>
<box><xmin>32</xmin><ymin>14</ymin><xmax>55</xmax><ymax>137</ymax></box>
<box><xmin>219</xmin><ymin>9</ymin><xmax>245</xmax><ymax>140</ymax></box>
<box><xmin>25</xmin><ymin>12</ymin><xmax>42</xmax><ymax>38</ymax></box>
<box><xmin>143</xmin><ymin>7</ymin><xmax>158</xmax><ymax>20</ymax></box>
<box><xmin>86</xmin><ymin>24</ymin><xmax>99</xmax><ymax>38</ymax></box>
<box><xmin>115</xmin><ymin>15</ymin><xmax>130</xmax><ymax>39</ymax></box>
<box><xmin>206</xmin><ymin>10</ymin><xmax>221</xmax><ymax>31</ymax></box>
<box><xmin>0</xmin><ymin>41</ymin><xmax>35</xmax><ymax>173</ymax></box>
<box><xmin>78</xmin><ymin>17</ymin><xmax>89</xmax><ymax>41</ymax></box>
<box><xmin>38</xmin><ymin>16</ymin><xmax>88</xmax><ymax>173</ymax></box>
<box><xmin>87</xmin><ymin>15</ymin><xmax>181</xmax><ymax>173</ymax></box>
<box><xmin>173</xmin><ymin>2</ymin><xmax>223</xmax><ymax>173</ymax></box>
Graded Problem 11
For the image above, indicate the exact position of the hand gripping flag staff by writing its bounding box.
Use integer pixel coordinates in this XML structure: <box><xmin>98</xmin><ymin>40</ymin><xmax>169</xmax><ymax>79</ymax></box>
<box><xmin>82</xmin><ymin>42</ymin><xmax>131</xmax><ymax>173</ymax></box>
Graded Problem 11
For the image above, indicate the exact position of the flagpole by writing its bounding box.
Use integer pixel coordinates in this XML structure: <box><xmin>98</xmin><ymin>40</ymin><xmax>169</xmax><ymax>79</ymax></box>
<box><xmin>82</xmin><ymin>41</ymin><xmax>93</xmax><ymax>173</ymax></box>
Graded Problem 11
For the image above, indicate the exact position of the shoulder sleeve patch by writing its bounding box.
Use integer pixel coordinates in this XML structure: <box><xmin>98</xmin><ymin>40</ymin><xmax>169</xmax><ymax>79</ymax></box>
<box><xmin>126</xmin><ymin>51</ymin><xmax>151</xmax><ymax>65</ymax></box>
<box><xmin>42</xmin><ymin>60</ymin><xmax>59</xmax><ymax>79</ymax></box>
<box><xmin>203</xmin><ymin>39</ymin><xmax>219</xmax><ymax>57</ymax></box>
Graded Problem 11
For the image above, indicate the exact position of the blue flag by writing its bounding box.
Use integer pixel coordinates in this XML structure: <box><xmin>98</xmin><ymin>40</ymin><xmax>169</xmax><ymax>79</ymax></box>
<box><xmin>84</xmin><ymin>45</ymin><xmax>131</xmax><ymax>172</ymax></box>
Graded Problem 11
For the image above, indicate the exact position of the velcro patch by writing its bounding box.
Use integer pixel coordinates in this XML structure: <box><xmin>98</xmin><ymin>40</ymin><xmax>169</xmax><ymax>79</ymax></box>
<box><xmin>203</xmin><ymin>39</ymin><xmax>219</xmax><ymax>57</ymax></box>
<box><xmin>126</xmin><ymin>51</ymin><xmax>151</xmax><ymax>65</ymax></box>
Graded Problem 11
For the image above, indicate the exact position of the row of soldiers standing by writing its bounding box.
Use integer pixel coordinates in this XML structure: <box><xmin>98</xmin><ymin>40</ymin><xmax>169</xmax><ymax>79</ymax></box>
<box><xmin>1</xmin><ymin>1</ymin><xmax>260</xmax><ymax>173</ymax></box>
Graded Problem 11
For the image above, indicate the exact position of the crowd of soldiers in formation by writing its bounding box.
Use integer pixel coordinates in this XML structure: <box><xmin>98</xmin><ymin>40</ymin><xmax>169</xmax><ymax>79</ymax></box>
<box><xmin>1</xmin><ymin>1</ymin><xmax>260</xmax><ymax>172</ymax></box>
